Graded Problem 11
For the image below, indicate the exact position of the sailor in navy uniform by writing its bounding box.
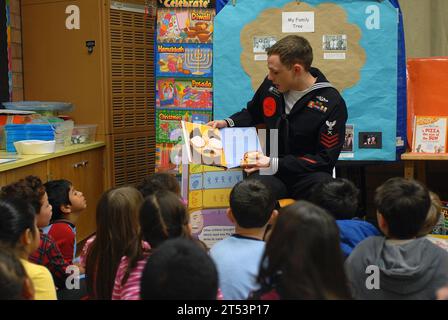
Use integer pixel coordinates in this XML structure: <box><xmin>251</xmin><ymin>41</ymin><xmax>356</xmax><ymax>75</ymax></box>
<box><xmin>209</xmin><ymin>35</ymin><xmax>347</xmax><ymax>200</ymax></box>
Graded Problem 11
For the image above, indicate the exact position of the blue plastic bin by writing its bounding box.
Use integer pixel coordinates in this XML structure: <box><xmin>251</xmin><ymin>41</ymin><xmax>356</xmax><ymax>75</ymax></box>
<box><xmin>5</xmin><ymin>124</ymin><xmax>55</xmax><ymax>152</ymax></box>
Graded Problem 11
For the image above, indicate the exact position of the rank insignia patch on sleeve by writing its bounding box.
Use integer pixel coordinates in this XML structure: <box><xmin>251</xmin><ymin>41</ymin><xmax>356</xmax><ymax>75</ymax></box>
<box><xmin>320</xmin><ymin>132</ymin><xmax>339</xmax><ymax>148</ymax></box>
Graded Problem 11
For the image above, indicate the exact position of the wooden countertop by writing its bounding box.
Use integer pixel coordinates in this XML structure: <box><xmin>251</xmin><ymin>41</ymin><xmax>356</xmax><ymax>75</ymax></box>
<box><xmin>0</xmin><ymin>142</ymin><xmax>106</xmax><ymax>172</ymax></box>
<box><xmin>401</xmin><ymin>152</ymin><xmax>448</xmax><ymax>160</ymax></box>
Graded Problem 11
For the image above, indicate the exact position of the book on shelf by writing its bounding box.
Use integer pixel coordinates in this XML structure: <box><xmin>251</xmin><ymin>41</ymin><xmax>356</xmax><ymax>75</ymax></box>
<box><xmin>181</xmin><ymin>121</ymin><xmax>264</xmax><ymax>169</ymax></box>
<box><xmin>412</xmin><ymin>116</ymin><xmax>448</xmax><ymax>153</ymax></box>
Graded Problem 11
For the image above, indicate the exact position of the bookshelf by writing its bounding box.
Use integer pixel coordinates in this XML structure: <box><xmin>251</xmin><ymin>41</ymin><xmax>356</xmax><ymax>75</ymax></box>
<box><xmin>401</xmin><ymin>152</ymin><xmax>448</xmax><ymax>182</ymax></box>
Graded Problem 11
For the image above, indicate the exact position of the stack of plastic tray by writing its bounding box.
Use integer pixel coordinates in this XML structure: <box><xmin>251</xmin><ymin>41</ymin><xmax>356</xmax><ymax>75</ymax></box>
<box><xmin>2</xmin><ymin>101</ymin><xmax>73</xmax><ymax>113</ymax></box>
<box><xmin>5</xmin><ymin>124</ymin><xmax>55</xmax><ymax>153</ymax></box>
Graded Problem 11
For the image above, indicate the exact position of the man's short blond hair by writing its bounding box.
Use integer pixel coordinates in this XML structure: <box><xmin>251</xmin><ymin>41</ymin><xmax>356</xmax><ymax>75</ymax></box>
<box><xmin>266</xmin><ymin>35</ymin><xmax>313</xmax><ymax>71</ymax></box>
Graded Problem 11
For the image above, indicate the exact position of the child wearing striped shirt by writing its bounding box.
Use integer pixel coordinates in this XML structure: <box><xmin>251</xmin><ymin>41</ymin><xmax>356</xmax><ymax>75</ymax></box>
<box><xmin>112</xmin><ymin>190</ymin><xmax>192</xmax><ymax>300</ymax></box>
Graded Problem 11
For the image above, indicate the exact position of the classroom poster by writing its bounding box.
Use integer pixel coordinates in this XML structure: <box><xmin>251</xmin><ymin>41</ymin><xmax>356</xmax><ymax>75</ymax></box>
<box><xmin>183</xmin><ymin>164</ymin><xmax>242</xmax><ymax>248</ymax></box>
<box><xmin>157</xmin><ymin>8</ymin><xmax>215</xmax><ymax>44</ymax></box>
<box><xmin>156</xmin><ymin>78</ymin><xmax>213</xmax><ymax>109</ymax></box>
<box><xmin>155</xmin><ymin>1</ymin><xmax>215</xmax><ymax>173</ymax></box>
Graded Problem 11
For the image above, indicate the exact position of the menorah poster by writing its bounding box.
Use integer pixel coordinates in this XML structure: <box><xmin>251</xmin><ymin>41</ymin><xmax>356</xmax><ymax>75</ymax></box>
<box><xmin>213</xmin><ymin>0</ymin><xmax>403</xmax><ymax>161</ymax></box>
<box><xmin>156</xmin><ymin>43</ymin><xmax>213</xmax><ymax>78</ymax></box>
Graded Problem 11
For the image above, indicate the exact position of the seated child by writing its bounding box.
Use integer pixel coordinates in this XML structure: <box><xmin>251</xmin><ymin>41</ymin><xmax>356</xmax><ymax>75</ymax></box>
<box><xmin>0</xmin><ymin>199</ymin><xmax>57</xmax><ymax>299</ymax></box>
<box><xmin>43</xmin><ymin>179</ymin><xmax>87</xmax><ymax>265</ymax></box>
<box><xmin>249</xmin><ymin>201</ymin><xmax>351</xmax><ymax>300</ymax></box>
<box><xmin>82</xmin><ymin>186</ymin><xmax>143</xmax><ymax>300</ymax></box>
<box><xmin>309</xmin><ymin>178</ymin><xmax>380</xmax><ymax>257</ymax></box>
<box><xmin>140</xmin><ymin>238</ymin><xmax>218</xmax><ymax>300</ymax></box>
<box><xmin>210</xmin><ymin>179</ymin><xmax>278</xmax><ymax>300</ymax></box>
<box><xmin>1</xmin><ymin>176</ymin><xmax>70</xmax><ymax>289</ymax></box>
<box><xmin>112</xmin><ymin>190</ymin><xmax>192</xmax><ymax>300</ymax></box>
<box><xmin>0</xmin><ymin>244</ymin><xmax>34</xmax><ymax>300</ymax></box>
<box><xmin>417</xmin><ymin>191</ymin><xmax>443</xmax><ymax>237</ymax></box>
<box><xmin>345</xmin><ymin>177</ymin><xmax>448</xmax><ymax>299</ymax></box>
<box><xmin>136</xmin><ymin>172</ymin><xmax>181</xmax><ymax>198</ymax></box>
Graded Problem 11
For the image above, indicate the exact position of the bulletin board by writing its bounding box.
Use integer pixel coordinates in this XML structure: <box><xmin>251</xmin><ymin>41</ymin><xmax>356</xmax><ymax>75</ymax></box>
<box><xmin>213</xmin><ymin>0</ymin><xmax>406</xmax><ymax>161</ymax></box>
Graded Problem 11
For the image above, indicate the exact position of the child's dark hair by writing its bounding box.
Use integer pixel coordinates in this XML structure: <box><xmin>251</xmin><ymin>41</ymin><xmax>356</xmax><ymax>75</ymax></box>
<box><xmin>309</xmin><ymin>178</ymin><xmax>360</xmax><ymax>220</ymax></box>
<box><xmin>139</xmin><ymin>190</ymin><xmax>191</xmax><ymax>249</ymax></box>
<box><xmin>85</xmin><ymin>186</ymin><xmax>143</xmax><ymax>300</ymax></box>
<box><xmin>120</xmin><ymin>189</ymin><xmax>191</xmax><ymax>286</ymax></box>
<box><xmin>44</xmin><ymin>179</ymin><xmax>72</xmax><ymax>222</ymax></box>
<box><xmin>374</xmin><ymin>177</ymin><xmax>430</xmax><ymax>239</ymax></box>
<box><xmin>140</xmin><ymin>238</ymin><xmax>218</xmax><ymax>300</ymax></box>
<box><xmin>0</xmin><ymin>199</ymin><xmax>37</xmax><ymax>249</ymax></box>
<box><xmin>0</xmin><ymin>175</ymin><xmax>45</xmax><ymax>214</ymax></box>
<box><xmin>0</xmin><ymin>245</ymin><xmax>30</xmax><ymax>300</ymax></box>
<box><xmin>257</xmin><ymin>201</ymin><xmax>351</xmax><ymax>299</ymax></box>
<box><xmin>136</xmin><ymin>173</ymin><xmax>181</xmax><ymax>198</ymax></box>
<box><xmin>229</xmin><ymin>179</ymin><xmax>276</xmax><ymax>228</ymax></box>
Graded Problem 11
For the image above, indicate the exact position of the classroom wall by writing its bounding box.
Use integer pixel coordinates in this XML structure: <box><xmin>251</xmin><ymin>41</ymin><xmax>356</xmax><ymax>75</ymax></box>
<box><xmin>400</xmin><ymin>0</ymin><xmax>448</xmax><ymax>58</ymax></box>
<box><xmin>9</xmin><ymin>0</ymin><xmax>447</xmax><ymax>102</ymax></box>
<box><xmin>9</xmin><ymin>0</ymin><xmax>23</xmax><ymax>101</ymax></box>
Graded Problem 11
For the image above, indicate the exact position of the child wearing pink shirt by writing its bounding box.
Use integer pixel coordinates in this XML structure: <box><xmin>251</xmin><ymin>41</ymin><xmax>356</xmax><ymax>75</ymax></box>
<box><xmin>112</xmin><ymin>190</ymin><xmax>192</xmax><ymax>300</ymax></box>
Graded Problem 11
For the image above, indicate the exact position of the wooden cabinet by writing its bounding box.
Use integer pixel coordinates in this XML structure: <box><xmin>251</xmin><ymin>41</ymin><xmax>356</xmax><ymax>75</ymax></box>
<box><xmin>4</xmin><ymin>161</ymin><xmax>48</xmax><ymax>184</ymax></box>
<box><xmin>48</xmin><ymin>148</ymin><xmax>104</xmax><ymax>241</ymax></box>
<box><xmin>0</xmin><ymin>145</ymin><xmax>104</xmax><ymax>242</ymax></box>
<box><xmin>21</xmin><ymin>0</ymin><xmax>156</xmax><ymax>188</ymax></box>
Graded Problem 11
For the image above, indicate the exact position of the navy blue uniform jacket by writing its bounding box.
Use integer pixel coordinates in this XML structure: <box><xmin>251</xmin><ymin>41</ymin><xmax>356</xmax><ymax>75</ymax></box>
<box><xmin>227</xmin><ymin>68</ymin><xmax>347</xmax><ymax>182</ymax></box>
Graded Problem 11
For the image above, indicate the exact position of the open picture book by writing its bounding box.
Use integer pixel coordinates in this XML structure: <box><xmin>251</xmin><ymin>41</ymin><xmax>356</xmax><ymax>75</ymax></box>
<box><xmin>181</xmin><ymin>121</ymin><xmax>264</xmax><ymax>169</ymax></box>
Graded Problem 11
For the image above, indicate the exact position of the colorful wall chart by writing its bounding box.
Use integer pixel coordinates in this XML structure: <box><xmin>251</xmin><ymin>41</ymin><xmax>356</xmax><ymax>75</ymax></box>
<box><xmin>182</xmin><ymin>164</ymin><xmax>241</xmax><ymax>248</ymax></box>
<box><xmin>155</xmin><ymin>0</ymin><xmax>215</xmax><ymax>173</ymax></box>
